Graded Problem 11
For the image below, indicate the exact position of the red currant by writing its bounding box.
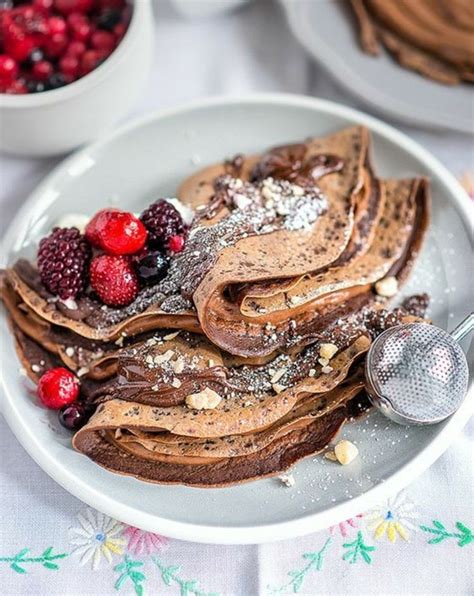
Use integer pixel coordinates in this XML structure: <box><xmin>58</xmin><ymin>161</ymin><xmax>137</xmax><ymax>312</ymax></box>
<box><xmin>65</xmin><ymin>40</ymin><xmax>85</xmax><ymax>58</ymax></box>
<box><xmin>37</xmin><ymin>367</ymin><xmax>80</xmax><ymax>410</ymax></box>
<box><xmin>4</xmin><ymin>33</ymin><xmax>35</xmax><ymax>62</ymax></box>
<box><xmin>91</xmin><ymin>29</ymin><xmax>115</xmax><ymax>52</ymax></box>
<box><xmin>80</xmin><ymin>48</ymin><xmax>101</xmax><ymax>74</ymax></box>
<box><xmin>44</xmin><ymin>31</ymin><xmax>68</xmax><ymax>57</ymax></box>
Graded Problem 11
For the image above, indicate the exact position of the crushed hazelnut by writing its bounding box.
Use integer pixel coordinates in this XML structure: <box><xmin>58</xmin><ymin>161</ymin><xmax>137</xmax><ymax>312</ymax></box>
<box><xmin>375</xmin><ymin>276</ymin><xmax>398</xmax><ymax>298</ymax></box>
<box><xmin>272</xmin><ymin>383</ymin><xmax>286</xmax><ymax>394</ymax></box>
<box><xmin>153</xmin><ymin>350</ymin><xmax>174</xmax><ymax>365</ymax></box>
<box><xmin>321</xmin><ymin>365</ymin><xmax>334</xmax><ymax>374</ymax></box>
<box><xmin>77</xmin><ymin>367</ymin><xmax>89</xmax><ymax>377</ymax></box>
<box><xmin>163</xmin><ymin>331</ymin><xmax>181</xmax><ymax>341</ymax></box>
<box><xmin>334</xmin><ymin>440</ymin><xmax>359</xmax><ymax>465</ymax></box>
<box><xmin>65</xmin><ymin>347</ymin><xmax>75</xmax><ymax>357</ymax></box>
<box><xmin>185</xmin><ymin>388</ymin><xmax>222</xmax><ymax>410</ymax></box>
<box><xmin>270</xmin><ymin>368</ymin><xmax>286</xmax><ymax>384</ymax></box>
<box><xmin>309</xmin><ymin>368</ymin><xmax>316</xmax><ymax>377</ymax></box>
<box><xmin>171</xmin><ymin>378</ymin><xmax>182</xmax><ymax>388</ymax></box>
<box><xmin>319</xmin><ymin>343</ymin><xmax>338</xmax><ymax>360</ymax></box>
<box><xmin>324</xmin><ymin>451</ymin><xmax>338</xmax><ymax>461</ymax></box>
<box><xmin>172</xmin><ymin>358</ymin><xmax>185</xmax><ymax>374</ymax></box>
<box><xmin>31</xmin><ymin>364</ymin><xmax>41</xmax><ymax>373</ymax></box>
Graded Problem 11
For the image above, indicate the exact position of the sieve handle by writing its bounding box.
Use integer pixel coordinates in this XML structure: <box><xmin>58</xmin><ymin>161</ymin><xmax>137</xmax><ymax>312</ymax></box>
<box><xmin>450</xmin><ymin>313</ymin><xmax>474</xmax><ymax>343</ymax></box>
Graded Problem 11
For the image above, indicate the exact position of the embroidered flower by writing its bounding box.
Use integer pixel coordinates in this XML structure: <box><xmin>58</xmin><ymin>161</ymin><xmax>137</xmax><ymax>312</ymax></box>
<box><xmin>69</xmin><ymin>508</ymin><xmax>125</xmax><ymax>569</ymax></box>
<box><xmin>330</xmin><ymin>514</ymin><xmax>363</xmax><ymax>537</ymax></box>
<box><xmin>123</xmin><ymin>526</ymin><xmax>169</xmax><ymax>555</ymax></box>
<box><xmin>365</xmin><ymin>492</ymin><xmax>419</xmax><ymax>543</ymax></box>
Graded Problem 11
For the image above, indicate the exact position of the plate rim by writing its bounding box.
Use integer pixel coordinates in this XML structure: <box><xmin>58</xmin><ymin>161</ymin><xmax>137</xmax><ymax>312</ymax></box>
<box><xmin>283</xmin><ymin>0</ymin><xmax>474</xmax><ymax>134</ymax></box>
<box><xmin>1</xmin><ymin>93</ymin><xmax>473</xmax><ymax>545</ymax></box>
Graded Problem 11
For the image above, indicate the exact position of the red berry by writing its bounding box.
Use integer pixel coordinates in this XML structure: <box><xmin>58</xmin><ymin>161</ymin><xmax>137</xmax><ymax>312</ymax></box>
<box><xmin>168</xmin><ymin>234</ymin><xmax>185</xmax><ymax>253</ymax></box>
<box><xmin>90</xmin><ymin>255</ymin><xmax>139</xmax><ymax>306</ymax></box>
<box><xmin>113</xmin><ymin>22</ymin><xmax>126</xmax><ymax>39</ymax></box>
<box><xmin>37</xmin><ymin>367</ymin><xmax>80</xmax><ymax>410</ymax></box>
<box><xmin>4</xmin><ymin>33</ymin><xmax>35</xmax><ymax>62</ymax></box>
<box><xmin>59</xmin><ymin>55</ymin><xmax>79</xmax><ymax>77</ymax></box>
<box><xmin>68</xmin><ymin>13</ymin><xmax>91</xmax><ymax>41</ymax></box>
<box><xmin>85</xmin><ymin>207</ymin><xmax>118</xmax><ymax>246</ymax></box>
<box><xmin>54</xmin><ymin>0</ymin><xmax>93</xmax><ymax>15</ymax></box>
<box><xmin>65</xmin><ymin>40</ymin><xmax>85</xmax><ymax>57</ymax></box>
<box><xmin>45</xmin><ymin>31</ymin><xmax>68</xmax><ymax>57</ymax></box>
<box><xmin>48</xmin><ymin>16</ymin><xmax>67</xmax><ymax>35</ymax></box>
<box><xmin>98</xmin><ymin>0</ymin><xmax>125</xmax><ymax>9</ymax></box>
<box><xmin>3</xmin><ymin>80</ymin><xmax>28</xmax><ymax>94</ymax></box>
<box><xmin>91</xmin><ymin>29</ymin><xmax>115</xmax><ymax>52</ymax></box>
<box><xmin>33</xmin><ymin>0</ymin><xmax>55</xmax><ymax>13</ymax></box>
<box><xmin>0</xmin><ymin>54</ymin><xmax>19</xmax><ymax>83</ymax></box>
<box><xmin>80</xmin><ymin>48</ymin><xmax>101</xmax><ymax>74</ymax></box>
<box><xmin>86</xmin><ymin>209</ymin><xmax>147</xmax><ymax>255</ymax></box>
<box><xmin>32</xmin><ymin>59</ymin><xmax>53</xmax><ymax>81</ymax></box>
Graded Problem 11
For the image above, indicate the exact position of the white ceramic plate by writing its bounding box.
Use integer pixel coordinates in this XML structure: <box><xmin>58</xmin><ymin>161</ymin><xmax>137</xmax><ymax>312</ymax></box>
<box><xmin>1</xmin><ymin>95</ymin><xmax>473</xmax><ymax>545</ymax></box>
<box><xmin>283</xmin><ymin>0</ymin><xmax>474</xmax><ymax>134</ymax></box>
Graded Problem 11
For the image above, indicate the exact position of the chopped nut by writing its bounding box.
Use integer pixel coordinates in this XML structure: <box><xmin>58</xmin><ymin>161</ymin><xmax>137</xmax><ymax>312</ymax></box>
<box><xmin>65</xmin><ymin>347</ymin><xmax>75</xmax><ymax>357</ymax></box>
<box><xmin>321</xmin><ymin>365</ymin><xmax>333</xmax><ymax>374</ymax></box>
<box><xmin>272</xmin><ymin>383</ymin><xmax>286</xmax><ymax>394</ymax></box>
<box><xmin>270</xmin><ymin>368</ymin><xmax>286</xmax><ymax>384</ymax></box>
<box><xmin>171</xmin><ymin>378</ymin><xmax>182</xmax><ymax>388</ymax></box>
<box><xmin>163</xmin><ymin>331</ymin><xmax>181</xmax><ymax>341</ymax></box>
<box><xmin>318</xmin><ymin>357</ymin><xmax>329</xmax><ymax>367</ymax></box>
<box><xmin>308</xmin><ymin>368</ymin><xmax>316</xmax><ymax>377</ymax></box>
<box><xmin>375</xmin><ymin>276</ymin><xmax>398</xmax><ymax>298</ymax></box>
<box><xmin>31</xmin><ymin>364</ymin><xmax>41</xmax><ymax>373</ymax></box>
<box><xmin>334</xmin><ymin>440</ymin><xmax>359</xmax><ymax>465</ymax></box>
<box><xmin>208</xmin><ymin>359</ymin><xmax>215</xmax><ymax>367</ymax></box>
<box><xmin>153</xmin><ymin>350</ymin><xmax>174</xmax><ymax>365</ymax></box>
<box><xmin>77</xmin><ymin>367</ymin><xmax>89</xmax><ymax>377</ymax></box>
<box><xmin>324</xmin><ymin>451</ymin><xmax>338</xmax><ymax>461</ymax></box>
<box><xmin>172</xmin><ymin>358</ymin><xmax>185</xmax><ymax>374</ymax></box>
<box><xmin>186</xmin><ymin>388</ymin><xmax>222</xmax><ymax>410</ymax></box>
<box><xmin>319</xmin><ymin>343</ymin><xmax>338</xmax><ymax>360</ymax></box>
<box><xmin>115</xmin><ymin>428</ymin><xmax>122</xmax><ymax>439</ymax></box>
<box><xmin>278</xmin><ymin>473</ymin><xmax>295</xmax><ymax>487</ymax></box>
<box><xmin>115</xmin><ymin>335</ymin><xmax>125</xmax><ymax>347</ymax></box>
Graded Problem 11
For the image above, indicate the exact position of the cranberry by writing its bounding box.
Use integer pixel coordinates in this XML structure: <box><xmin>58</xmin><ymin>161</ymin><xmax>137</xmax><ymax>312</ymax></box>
<box><xmin>71</xmin><ymin>20</ymin><xmax>90</xmax><ymax>42</ymax></box>
<box><xmin>80</xmin><ymin>48</ymin><xmax>101</xmax><ymax>74</ymax></box>
<box><xmin>0</xmin><ymin>54</ymin><xmax>19</xmax><ymax>83</ymax></box>
<box><xmin>65</xmin><ymin>39</ymin><xmax>85</xmax><ymax>57</ymax></box>
<box><xmin>4</xmin><ymin>33</ymin><xmax>35</xmax><ymax>62</ymax></box>
<box><xmin>91</xmin><ymin>29</ymin><xmax>114</xmax><ymax>52</ymax></box>
<box><xmin>33</xmin><ymin>0</ymin><xmax>54</xmax><ymax>12</ymax></box>
<box><xmin>59</xmin><ymin>54</ymin><xmax>78</xmax><ymax>77</ymax></box>
<box><xmin>3</xmin><ymin>79</ymin><xmax>27</xmax><ymax>94</ymax></box>
<box><xmin>113</xmin><ymin>22</ymin><xmax>125</xmax><ymax>39</ymax></box>
<box><xmin>54</xmin><ymin>0</ymin><xmax>93</xmax><ymax>15</ymax></box>
<box><xmin>32</xmin><ymin>59</ymin><xmax>53</xmax><ymax>80</ymax></box>
<box><xmin>48</xmin><ymin>16</ymin><xmax>67</xmax><ymax>35</ymax></box>
<box><xmin>58</xmin><ymin>402</ymin><xmax>88</xmax><ymax>430</ymax></box>
<box><xmin>37</xmin><ymin>367</ymin><xmax>80</xmax><ymax>410</ymax></box>
<box><xmin>44</xmin><ymin>31</ymin><xmax>68</xmax><ymax>57</ymax></box>
<box><xmin>98</xmin><ymin>0</ymin><xmax>125</xmax><ymax>9</ymax></box>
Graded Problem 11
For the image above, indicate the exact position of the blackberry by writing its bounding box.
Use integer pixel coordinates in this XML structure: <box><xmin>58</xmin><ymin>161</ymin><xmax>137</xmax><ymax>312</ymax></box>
<box><xmin>140</xmin><ymin>200</ymin><xmax>187</xmax><ymax>248</ymax></box>
<box><xmin>37</xmin><ymin>227</ymin><xmax>91</xmax><ymax>300</ymax></box>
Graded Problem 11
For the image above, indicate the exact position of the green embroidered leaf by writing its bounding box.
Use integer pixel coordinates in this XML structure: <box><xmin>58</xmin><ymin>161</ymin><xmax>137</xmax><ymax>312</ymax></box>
<box><xmin>427</xmin><ymin>536</ymin><xmax>445</xmax><ymax>545</ymax></box>
<box><xmin>432</xmin><ymin>520</ymin><xmax>445</xmax><ymax>531</ymax></box>
<box><xmin>135</xmin><ymin>585</ymin><xmax>143</xmax><ymax>596</ymax></box>
<box><xmin>420</xmin><ymin>520</ymin><xmax>473</xmax><ymax>547</ymax></box>
<box><xmin>15</xmin><ymin>548</ymin><xmax>30</xmax><ymax>560</ymax></box>
<box><xmin>342</xmin><ymin>531</ymin><xmax>374</xmax><ymax>565</ymax></box>
<box><xmin>10</xmin><ymin>563</ymin><xmax>26</xmax><ymax>574</ymax></box>
<box><xmin>42</xmin><ymin>562</ymin><xmax>59</xmax><ymax>570</ymax></box>
<box><xmin>291</xmin><ymin>573</ymin><xmax>304</xmax><ymax>593</ymax></box>
<box><xmin>115</xmin><ymin>574</ymin><xmax>128</xmax><ymax>590</ymax></box>
<box><xmin>131</xmin><ymin>571</ymin><xmax>146</xmax><ymax>582</ymax></box>
<box><xmin>161</xmin><ymin>564</ymin><xmax>180</xmax><ymax>585</ymax></box>
<box><xmin>114</xmin><ymin>562</ymin><xmax>127</xmax><ymax>573</ymax></box>
<box><xmin>42</xmin><ymin>547</ymin><xmax>53</xmax><ymax>558</ymax></box>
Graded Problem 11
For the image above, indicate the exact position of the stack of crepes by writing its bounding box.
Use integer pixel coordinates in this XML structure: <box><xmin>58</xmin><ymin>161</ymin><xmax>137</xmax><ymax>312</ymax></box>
<box><xmin>1</xmin><ymin>126</ymin><xmax>431</xmax><ymax>487</ymax></box>
<box><xmin>350</xmin><ymin>0</ymin><xmax>474</xmax><ymax>84</ymax></box>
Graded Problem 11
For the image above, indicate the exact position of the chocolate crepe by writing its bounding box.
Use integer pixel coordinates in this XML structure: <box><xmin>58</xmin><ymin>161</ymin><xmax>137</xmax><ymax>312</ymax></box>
<box><xmin>351</xmin><ymin>0</ymin><xmax>474</xmax><ymax>84</ymax></box>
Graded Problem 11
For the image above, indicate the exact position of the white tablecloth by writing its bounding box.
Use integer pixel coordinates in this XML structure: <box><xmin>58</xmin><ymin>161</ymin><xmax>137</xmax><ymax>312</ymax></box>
<box><xmin>1</xmin><ymin>2</ymin><xmax>473</xmax><ymax>594</ymax></box>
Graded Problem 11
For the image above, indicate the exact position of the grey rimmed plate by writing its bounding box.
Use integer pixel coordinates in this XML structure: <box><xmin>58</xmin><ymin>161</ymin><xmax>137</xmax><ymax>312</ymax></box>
<box><xmin>1</xmin><ymin>94</ymin><xmax>473</xmax><ymax>544</ymax></box>
<box><xmin>283</xmin><ymin>0</ymin><xmax>474</xmax><ymax>134</ymax></box>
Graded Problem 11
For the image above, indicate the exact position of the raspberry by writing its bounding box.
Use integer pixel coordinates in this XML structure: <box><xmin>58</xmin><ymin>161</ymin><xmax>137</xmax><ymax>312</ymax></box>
<box><xmin>140</xmin><ymin>200</ymin><xmax>187</xmax><ymax>249</ymax></box>
<box><xmin>37</xmin><ymin>367</ymin><xmax>80</xmax><ymax>410</ymax></box>
<box><xmin>37</xmin><ymin>227</ymin><xmax>91</xmax><ymax>299</ymax></box>
<box><xmin>85</xmin><ymin>209</ymin><xmax>147</xmax><ymax>255</ymax></box>
<box><xmin>90</xmin><ymin>254</ymin><xmax>138</xmax><ymax>306</ymax></box>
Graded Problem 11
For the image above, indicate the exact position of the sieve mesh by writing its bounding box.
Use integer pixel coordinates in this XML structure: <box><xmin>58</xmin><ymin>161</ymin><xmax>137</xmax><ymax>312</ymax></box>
<box><xmin>368</xmin><ymin>323</ymin><xmax>469</xmax><ymax>423</ymax></box>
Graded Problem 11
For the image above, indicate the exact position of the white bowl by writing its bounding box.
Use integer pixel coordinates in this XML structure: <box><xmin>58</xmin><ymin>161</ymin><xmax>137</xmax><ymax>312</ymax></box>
<box><xmin>0</xmin><ymin>1</ymin><xmax>154</xmax><ymax>157</ymax></box>
<box><xmin>1</xmin><ymin>94</ymin><xmax>472</xmax><ymax>544</ymax></box>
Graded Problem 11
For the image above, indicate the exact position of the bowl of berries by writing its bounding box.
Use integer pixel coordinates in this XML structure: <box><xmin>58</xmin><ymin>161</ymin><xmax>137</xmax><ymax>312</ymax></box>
<box><xmin>0</xmin><ymin>0</ymin><xmax>153</xmax><ymax>156</ymax></box>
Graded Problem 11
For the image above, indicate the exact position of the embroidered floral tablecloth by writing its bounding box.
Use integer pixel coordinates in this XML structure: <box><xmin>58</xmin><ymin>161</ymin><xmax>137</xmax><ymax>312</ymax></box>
<box><xmin>0</xmin><ymin>2</ymin><xmax>473</xmax><ymax>594</ymax></box>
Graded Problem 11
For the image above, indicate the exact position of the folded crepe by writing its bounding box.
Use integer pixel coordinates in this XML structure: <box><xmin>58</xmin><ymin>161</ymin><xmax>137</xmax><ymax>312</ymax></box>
<box><xmin>3</xmin><ymin>126</ymin><xmax>430</xmax><ymax>361</ymax></box>
<box><xmin>350</xmin><ymin>0</ymin><xmax>474</xmax><ymax>84</ymax></box>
